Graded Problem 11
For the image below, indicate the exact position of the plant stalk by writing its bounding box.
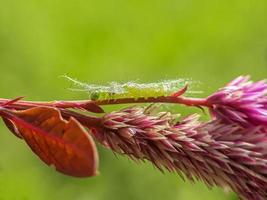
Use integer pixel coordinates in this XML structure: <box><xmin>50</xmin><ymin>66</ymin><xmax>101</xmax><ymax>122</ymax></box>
<box><xmin>0</xmin><ymin>96</ymin><xmax>211</xmax><ymax>109</ymax></box>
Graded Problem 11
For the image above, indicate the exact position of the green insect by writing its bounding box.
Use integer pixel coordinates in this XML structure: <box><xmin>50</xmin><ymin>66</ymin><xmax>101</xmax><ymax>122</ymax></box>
<box><xmin>64</xmin><ymin>76</ymin><xmax>200</xmax><ymax>101</ymax></box>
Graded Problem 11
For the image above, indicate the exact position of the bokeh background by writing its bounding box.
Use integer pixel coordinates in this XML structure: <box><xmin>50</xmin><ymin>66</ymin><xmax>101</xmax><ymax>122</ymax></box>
<box><xmin>0</xmin><ymin>0</ymin><xmax>267</xmax><ymax>200</ymax></box>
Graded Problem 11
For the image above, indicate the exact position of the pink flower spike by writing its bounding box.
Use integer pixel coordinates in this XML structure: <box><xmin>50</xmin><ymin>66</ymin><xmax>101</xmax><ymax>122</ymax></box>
<box><xmin>92</xmin><ymin>106</ymin><xmax>267</xmax><ymax>200</ymax></box>
<box><xmin>207</xmin><ymin>76</ymin><xmax>267</xmax><ymax>127</ymax></box>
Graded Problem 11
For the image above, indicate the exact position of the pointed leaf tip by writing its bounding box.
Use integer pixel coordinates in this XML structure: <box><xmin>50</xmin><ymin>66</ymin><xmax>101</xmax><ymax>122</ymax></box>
<box><xmin>1</xmin><ymin>107</ymin><xmax>99</xmax><ymax>177</ymax></box>
<box><xmin>171</xmin><ymin>85</ymin><xmax>188</xmax><ymax>97</ymax></box>
<box><xmin>1</xmin><ymin>96</ymin><xmax>25</xmax><ymax>107</ymax></box>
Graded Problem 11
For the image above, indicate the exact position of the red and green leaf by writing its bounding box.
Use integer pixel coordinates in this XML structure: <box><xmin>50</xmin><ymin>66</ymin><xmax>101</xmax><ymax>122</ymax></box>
<box><xmin>0</xmin><ymin>107</ymin><xmax>99</xmax><ymax>177</ymax></box>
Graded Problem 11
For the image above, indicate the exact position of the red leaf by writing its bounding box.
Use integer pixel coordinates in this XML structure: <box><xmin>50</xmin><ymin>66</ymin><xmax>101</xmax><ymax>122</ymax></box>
<box><xmin>0</xmin><ymin>107</ymin><xmax>99</xmax><ymax>177</ymax></box>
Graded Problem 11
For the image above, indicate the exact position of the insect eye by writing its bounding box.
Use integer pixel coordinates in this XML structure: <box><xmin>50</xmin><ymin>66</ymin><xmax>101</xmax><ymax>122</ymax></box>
<box><xmin>90</xmin><ymin>92</ymin><xmax>100</xmax><ymax>100</ymax></box>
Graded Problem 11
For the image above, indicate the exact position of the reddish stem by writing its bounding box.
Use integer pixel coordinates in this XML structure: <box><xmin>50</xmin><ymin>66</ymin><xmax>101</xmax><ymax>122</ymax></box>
<box><xmin>0</xmin><ymin>96</ymin><xmax>210</xmax><ymax>131</ymax></box>
<box><xmin>0</xmin><ymin>96</ymin><xmax>211</xmax><ymax>109</ymax></box>
<box><xmin>96</xmin><ymin>96</ymin><xmax>210</xmax><ymax>107</ymax></box>
<box><xmin>0</xmin><ymin>100</ymin><xmax>102</xmax><ymax>128</ymax></box>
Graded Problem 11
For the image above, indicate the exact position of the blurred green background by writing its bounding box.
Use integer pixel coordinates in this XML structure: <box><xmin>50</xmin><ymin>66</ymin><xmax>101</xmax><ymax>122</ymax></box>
<box><xmin>0</xmin><ymin>0</ymin><xmax>267</xmax><ymax>200</ymax></box>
